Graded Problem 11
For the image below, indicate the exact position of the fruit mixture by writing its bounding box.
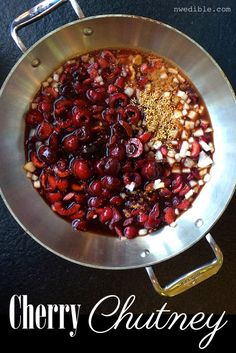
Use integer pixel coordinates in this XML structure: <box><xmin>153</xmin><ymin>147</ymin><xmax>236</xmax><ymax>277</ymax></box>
<box><xmin>24</xmin><ymin>49</ymin><xmax>214</xmax><ymax>239</ymax></box>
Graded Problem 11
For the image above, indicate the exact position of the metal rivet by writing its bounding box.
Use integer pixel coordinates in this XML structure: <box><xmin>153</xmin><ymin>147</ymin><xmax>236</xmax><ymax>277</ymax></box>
<box><xmin>140</xmin><ymin>249</ymin><xmax>150</xmax><ymax>258</ymax></box>
<box><xmin>195</xmin><ymin>218</ymin><xmax>204</xmax><ymax>227</ymax></box>
<box><xmin>31</xmin><ymin>58</ymin><xmax>40</xmax><ymax>67</ymax></box>
<box><xmin>83</xmin><ymin>27</ymin><xmax>93</xmax><ymax>36</ymax></box>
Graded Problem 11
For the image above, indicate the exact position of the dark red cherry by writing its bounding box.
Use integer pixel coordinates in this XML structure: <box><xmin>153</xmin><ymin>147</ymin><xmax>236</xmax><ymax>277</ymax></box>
<box><xmin>38</xmin><ymin>145</ymin><xmax>57</xmax><ymax>164</ymax></box>
<box><xmin>63</xmin><ymin>134</ymin><xmax>79</xmax><ymax>153</ymax></box>
<box><xmin>72</xmin><ymin>160</ymin><xmax>92</xmax><ymax>180</ymax></box>
<box><xmin>88</xmin><ymin>180</ymin><xmax>103</xmax><ymax>195</ymax></box>
<box><xmin>124</xmin><ymin>226</ymin><xmax>138</xmax><ymax>239</ymax></box>
<box><xmin>104</xmin><ymin>158</ymin><xmax>120</xmax><ymax>175</ymax></box>
<box><xmin>72</xmin><ymin>108</ymin><xmax>91</xmax><ymax>127</ymax></box>
<box><xmin>37</xmin><ymin>122</ymin><xmax>53</xmax><ymax>140</ymax></box>
<box><xmin>88</xmin><ymin>197</ymin><xmax>104</xmax><ymax>207</ymax></box>
<box><xmin>141</xmin><ymin>161</ymin><xmax>160</xmax><ymax>180</ymax></box>
<box><xmin>110</xmin><ymin>196</ymin><xmax>123</xmax><ymax>205</ymax></box>
<box><xmin>76</xmin><ymin>126</ymin><xmax>92</xmax><ymax>142</ymax></box>
<box><xmin>126</xmin><ymin>138</ymin><xmax>143</xmax><ymax>158</ymax></box>
<box><xmin>101</xmin><ymin>176</ymin><xmax>121</xmax><ymax>191</ymax></box>
<box><xmin>72</xmin><ymin>219</ymin><xmax>88</xmax><ymax>231</ymax></box>
<box><xmin>125</xmin><ymin>105</ymin><xmax>141</xmax><ymax>125</ymax></box>
<box><xmin>25</xmin><ymin>110</ymin><xmax>44</xmax><ymax>127</ymax></box>
<box><xmin>107</xmin><ymin>143</ymin><xmax>126</xmax><ymax>161</ymax></box>
<box><xmin>86</xmin><ymin>89</ymin><xmax>103</xmax><ymax>102</ymax></box>
<box><xmin>123</xmin><ymin>172</ymin><xmax>142</xmax><ymax>187</ymax></box>
<box><xmin>96</xmin><ymin>157</ymin><xmax>120</xmax><ymax>176</ymax></box>
<box><xmin>38</xmin><ymin>101</ymin><xmax>52</xmax><ymax>113</ymax></box>
<box><xmin>98</xmin><ymin>207</ymin><xmax>113</xmax><ymax>223</ymax></box>
<box><xmin>109</xmin><ymin>93</ymin><xmax>128</xmax><ymax>108</ymax></box>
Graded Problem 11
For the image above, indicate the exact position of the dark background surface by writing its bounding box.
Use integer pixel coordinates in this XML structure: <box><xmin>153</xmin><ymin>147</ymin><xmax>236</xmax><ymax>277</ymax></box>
<box><xmin>0</xmin><ymin>0</ymin><xmax>235</xmax><ymax>317</ymax></box>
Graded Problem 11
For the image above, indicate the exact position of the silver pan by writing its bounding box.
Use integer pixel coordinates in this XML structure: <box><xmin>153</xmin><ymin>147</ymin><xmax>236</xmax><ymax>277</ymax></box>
<box><xmin>0</xmin><ymin>0</ymin><xmax>235</xmax><ymax>296</ymax></box>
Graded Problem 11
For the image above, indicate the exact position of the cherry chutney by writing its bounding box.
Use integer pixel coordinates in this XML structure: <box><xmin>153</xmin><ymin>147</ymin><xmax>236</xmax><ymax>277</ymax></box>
<box><xmin>24</xmin><ymin>49</ymin><xmax>214</xmax><ymax>239</ymax></box>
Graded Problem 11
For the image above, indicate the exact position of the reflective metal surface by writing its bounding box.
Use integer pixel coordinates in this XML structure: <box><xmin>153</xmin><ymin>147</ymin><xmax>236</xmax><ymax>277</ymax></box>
<box><xmin>1</xmin><ymin>15</ymin><xmax>236</xmax><ymax>270</ymax></box>
<box><xmin>11</xmin><ymin>0</ymin><xmax>84</xmax><ymax>52</ymax></box>
<box><xmin>146</xmin><ymin>233</ymin><xmax>223</xmax><ymax>296</ymax></box>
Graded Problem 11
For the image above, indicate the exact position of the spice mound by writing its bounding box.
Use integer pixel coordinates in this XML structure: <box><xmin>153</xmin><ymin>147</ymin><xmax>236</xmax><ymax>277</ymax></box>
<box><xmin>24</xmin><ymin>49</ymin><xmax>214</xmax><ymax>239</ymax></box>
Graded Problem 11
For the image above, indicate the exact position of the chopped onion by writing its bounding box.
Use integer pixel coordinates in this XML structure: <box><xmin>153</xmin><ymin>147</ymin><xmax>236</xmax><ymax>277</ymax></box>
<box><xmin>160</xmin><ymin>72</ymin><xmax>168</xmax><ymax>79</ymax></box>
<box><xmin>181</xmin><ymin>129</ymin><xmax>190</xmax><ymax>140</ymax></box>
<box><xmin>204</xmin><ymin>173</ymin><xmax>211</xmax><ymax>182</ymax></box>
<box><xmin>185</xmin><ymin>121</ymin><xmax>195</xmax><ymax>130</ymax></box>
<box><xmin>199</xmin><ymin>168</ymin><xmax>208</xmax><ymax>176</ymax></box>
<box><xmin>33</xmin><ymin>180</ymin><xmax>41</xmax><ymax>189</ymax></box>
<box><xmin>185</xmin><ymin>189</ymin><xmax>194</xmax><ymax>199</ymax></box>
<box><xmin>163</xmin><ymin>91</ymin><xmax>171</xmax><ymax>97</ymax></box>
<box><xmin>153</xmin><ymin>179</ymin><xmax>165</xmax><ymax>190</ymax></box>
<box><xmin>205</xmin><ymin>128</ymin><xmax>213</xmax><ymax>133</ymax></box>
<box><xmin>155</xmin><ymin>150</ymin><xmax>163</xmax><ymax>161</ymax></box>
<box><xmin>182</xmin><ymin>168</ymin><xmax>191</xmax><ymax>173</ymax></box>
<box><xmin>189</xmin><ymin>180</ymin><xmax>198</xmax><ymax>187</ymax></box>
<box><xmin>199</xmin><ymin>140</ymin><xmax>211</xmax><ymax>152</ymax></box>
<box><xmin>125</xmin><ymin>182</ymin><xmax>136</xmax><ymax>192</ymax></box>
<box><xmin>179</xmin><ymin>141</ymin><xmax>189</xmax><ymax>157</ymax></box>
<box><xmin>42</xmin><ymin>81</ymin><xmax>49</xmax><ymax>88</ymax></box>
<box><xmin>177</xmin><ymin>74</ymin><xmax>185</xmax><ymax>82</ymax></box>
<box><xmin>174</xmin><ymin>110</ymin><xmax>182</xmax><ymax>119</ymax></box>
<box><xmin>26</xmin><ymin>172</ymin><xmax>32</xmax><ymax>179</ymax></box>
<box><xmin>138</xmin><ymin>229</ymin><xmax>148</xmax><ymax>236</ymax></box>
<box><xmin>170</xmin><ymin>222</ymin><xmax>177</xmax><ymax>228</ymax></box>
<box><xmin>177</xmin><ymin>90</ymin><xmax>188</xmax><ymax>100</ymax></box>
<box><xmin>167</xmin><ymin>157</ymin><xmax>175</xmax><ymax>166</ymax></box>
<box><xmin>198</xmin><ymin>151</ymin><xmax>213</xmax><ymax>168</ymax></box>
<box><xmin>168</xmin><ymin>68</ymin><xmax>178</xmax><ymax>74</ymax></box>
<box><xmin>174</xmin><ymin>153</ymin><xmax>181</xmax><ymax>162</ymax></box>
<box><xmin>153</xmin><ymin>140</ymin><xmax>162</xmax><ymax>149</ymax></box>
<box><xmin>53</xmin><ymin>73</ymin><xmax>59</xmax><ymax>82</ymax></box>
<box><xmin>183</xmin><ymin>103</ymin><xmax>189</xmax><ymax>110</ymax></box>
<box><xmin>193</xmin><ymin>128</ymin><xmax>204</xmax><ymax>137</ymax></box>
<box><xmin>95</xmin><ymin>75</ymin><xmax>103</xmax><ymax>83</ymax></box>
<box><xmin>24</xmin><ymin>161</ymin><xmax>36</xmax><ymax>173</ymax></box>
<box><xmin>188</xmin><ymin>110</ymin><xmax>198</xmax><ymax>120</ymax></box>
<box><xmin>183</xmin><ymin>157</ymin><xmax>195</xmax><ymax>168</ymax></box>
<box><xmin>167</xmin><ymin>150</ymin><xmax>175</xmax><ymax>158</ymax></box>
<box><xmin>198</xmin><ymin>105</ymin><xmax>205</xmax><ymax>115</ymax></box>
<box><xmin>124</xmin><ymin>87</ymin><xmax>134</xmax><ymax>97</ymax></box>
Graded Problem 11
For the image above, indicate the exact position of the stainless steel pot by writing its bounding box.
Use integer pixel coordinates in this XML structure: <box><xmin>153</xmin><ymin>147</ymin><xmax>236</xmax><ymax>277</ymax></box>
<box><xmin>0</xmin><ymin>0</ymin><xmax>235</xmax><ymax>296</ymax></box>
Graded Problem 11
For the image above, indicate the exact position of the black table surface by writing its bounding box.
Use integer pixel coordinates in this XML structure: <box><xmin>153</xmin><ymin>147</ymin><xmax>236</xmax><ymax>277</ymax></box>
<box><xmin>0</xmin><ymin>0</ymin><xmax>235</xmax><ymax>315</ymax></box>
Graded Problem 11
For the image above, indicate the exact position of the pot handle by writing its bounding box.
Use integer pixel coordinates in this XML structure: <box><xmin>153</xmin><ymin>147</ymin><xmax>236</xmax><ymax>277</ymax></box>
<box><xmin>11</xmin><ymin>0</ymin><xmax>85</xmax><ymax>53</ymax></box>
<box><xmin>145</xmin><ymin>233</ymin><xmax>223</xmax><ymax>297</ymax></box>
